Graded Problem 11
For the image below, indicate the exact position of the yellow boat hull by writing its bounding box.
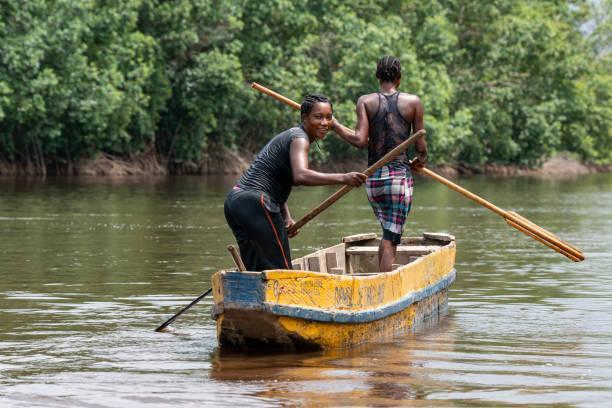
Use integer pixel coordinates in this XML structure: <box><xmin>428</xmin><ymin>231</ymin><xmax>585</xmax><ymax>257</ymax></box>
<box><xmin>213</xmin><ymin>232</ymin><xmax>456</xmax><ymax>350</ymax></box>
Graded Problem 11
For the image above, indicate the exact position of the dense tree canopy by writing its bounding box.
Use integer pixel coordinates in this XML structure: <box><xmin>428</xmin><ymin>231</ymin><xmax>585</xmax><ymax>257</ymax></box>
<box><xmin>0</xmin><ymin>0</ymin><xmax>610</xmax><ymax>173</ymax></box>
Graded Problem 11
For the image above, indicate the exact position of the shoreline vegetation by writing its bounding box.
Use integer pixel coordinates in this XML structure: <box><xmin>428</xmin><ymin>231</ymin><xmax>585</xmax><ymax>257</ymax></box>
<box><xmin>0</xmin><ymin>149</ymin><xmax>608</xmax><ymax>179</ymax></box>
<box><xmin>1</xmin><ymin>2</ymin><xmax>609</xmax><ymax>177</ymax></box>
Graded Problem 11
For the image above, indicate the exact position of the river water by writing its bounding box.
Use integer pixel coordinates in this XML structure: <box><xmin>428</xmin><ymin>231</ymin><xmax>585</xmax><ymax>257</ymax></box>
<box><xmin>1</xmin><ymin>173</ymin><xmax>611</xmax><ymax>407</ymax></box>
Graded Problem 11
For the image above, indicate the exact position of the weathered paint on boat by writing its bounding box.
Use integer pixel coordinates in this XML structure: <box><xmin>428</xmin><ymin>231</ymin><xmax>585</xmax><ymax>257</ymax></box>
<box><xmin>212</xmin><ymin>232</ymin><xmax>456</xmax><ymax>350</ymax></box>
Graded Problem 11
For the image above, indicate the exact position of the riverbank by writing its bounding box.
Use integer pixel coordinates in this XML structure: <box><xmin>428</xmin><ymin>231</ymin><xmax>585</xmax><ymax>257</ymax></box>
<box><xmin>0</xmin><ymin>150</ymin><xmax>609</xmax><ymax>178</ymax></box>
<box><xmin>180</xmin><ymin>151</ymin><xmax>609</xmax><ymax>179</ymax></box>
<box><xmin>318</xmin><ymin>155</ymin><xmax>611</xmax><ymax>179</ymax></box>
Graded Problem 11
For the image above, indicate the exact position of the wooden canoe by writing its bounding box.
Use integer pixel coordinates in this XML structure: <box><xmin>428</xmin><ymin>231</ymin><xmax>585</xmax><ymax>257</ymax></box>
<box><xmin>212</xmin><ymin>232</ymin><xmax>456</xmax><ymax>350</ymax></box>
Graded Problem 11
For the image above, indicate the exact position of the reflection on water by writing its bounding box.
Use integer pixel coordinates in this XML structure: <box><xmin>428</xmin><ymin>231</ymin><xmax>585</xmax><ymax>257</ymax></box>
<box><xmin>1</xmin><ymin>174</ymin><xmax>611</xmax><ymax>407</ymax></box>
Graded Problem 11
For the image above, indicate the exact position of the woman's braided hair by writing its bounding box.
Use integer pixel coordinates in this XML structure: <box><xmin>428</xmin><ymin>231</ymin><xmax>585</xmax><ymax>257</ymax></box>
<box><xmin>376</xmin><ymin>56</ymin><xmax>401</xmax><ymax>82</ymax></box>
<box><xmin>300</xmin><ymin>94</ymin><xmax>333</xmax><ymax>118</ymax></box>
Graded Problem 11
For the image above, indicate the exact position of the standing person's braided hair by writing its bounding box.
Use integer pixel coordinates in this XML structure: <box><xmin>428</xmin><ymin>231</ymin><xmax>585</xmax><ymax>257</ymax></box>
<box><xmin>376</xmin><ymin>56</ymin><xmax>401</xmax><ymax>82</ymax></box>
<box><xmin>301</xmin><ymin>94</ymin><xmax>333</xmax><ymax>119</ymax></box>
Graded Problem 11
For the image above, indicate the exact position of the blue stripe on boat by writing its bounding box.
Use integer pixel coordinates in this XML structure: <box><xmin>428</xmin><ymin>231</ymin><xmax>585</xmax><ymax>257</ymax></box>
<box><xmin>222</xmin><ymin>269</ymin><xmax>456</xmax><ymax>323</ymax></box>
<box><xmin>222</xmin><ymin>272</ymin><xmax>264</xmax><ymax>310</ymax></box>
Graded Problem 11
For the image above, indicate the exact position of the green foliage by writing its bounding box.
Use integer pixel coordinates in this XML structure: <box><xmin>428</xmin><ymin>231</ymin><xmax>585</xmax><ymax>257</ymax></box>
<box><xmin>0</xmin><ymin>0</ymin><xmax>610</xmax><ymax>170</ymax></box>
<box><xmin>0</xmin><ymin>0</ymin><xmax>161</xmax><ymax>165</ymax></box>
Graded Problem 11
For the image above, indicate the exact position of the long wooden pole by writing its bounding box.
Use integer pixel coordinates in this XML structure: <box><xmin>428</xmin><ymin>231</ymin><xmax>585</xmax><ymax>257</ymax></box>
<box><xmin>251</xmin><ymin>82</ymin><xmax>584</xmax><ymax>262</ymax></box>
<box><xmin>154</xmin><ymin>245</ymin><xmax>247</xmax><ymax>331</ymax></box>
<box><xmin>252</xmin><ymin>82</ymin><xmax>300</xmax><ymax>110</ymax></box>
<box><xmin>154</xmin><ymin>288</ymin><xmax>212</xmax><ymax>332</ymax></box>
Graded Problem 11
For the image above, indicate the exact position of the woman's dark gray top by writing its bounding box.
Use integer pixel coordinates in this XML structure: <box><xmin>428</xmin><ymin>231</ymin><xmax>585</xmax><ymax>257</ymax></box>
<box><xmin>367</xmin><ymin>92</ymin><xmax>412</xmax><ymax>166</ymax></box>
<box><xmin>238</xmin><ymin>126</ymin><xmax>308</xmax><ymax>209</ymax></box>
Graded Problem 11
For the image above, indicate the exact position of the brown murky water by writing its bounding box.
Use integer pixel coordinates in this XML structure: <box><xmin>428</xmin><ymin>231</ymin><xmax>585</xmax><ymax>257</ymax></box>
<box><xmin>1</xmin><ymin>174</ymin><xmax>611</xmax><ymax>407</ymax></box>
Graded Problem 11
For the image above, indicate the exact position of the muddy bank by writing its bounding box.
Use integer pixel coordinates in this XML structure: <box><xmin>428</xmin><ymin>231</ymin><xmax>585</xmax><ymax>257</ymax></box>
<box><xmin>0</xmin><ymin>150</ymin><xmax>167</xmax><ymax>177</ymax></box>
<box><xmin>314</xmin><ymin>155</ymin><xmax>611</xmax><ymax>179</ymax></box>
<box><xmin>0</xmin><ymin>147</ymin><xmax>252</xmax><ymax>177</ymax></box>
<box><xmin>0</xmin><ymin>151</ymin><xmax>609</xmax><ymax>178</ymax></box>
<box><xmin>482</xmin><ymin>157</ymin><xmax>612</xmax><ymax>178</ymax></box>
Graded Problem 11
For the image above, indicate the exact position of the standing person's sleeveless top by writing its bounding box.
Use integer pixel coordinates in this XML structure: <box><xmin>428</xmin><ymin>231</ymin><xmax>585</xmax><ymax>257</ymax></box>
<box><xmin>237</xmin><ymin>126</ymin><xmax>308</xmax><ymax>210</ymax></box>
<box><xmin>367</xmin><ymin>92</ymin><xmax>412</xmax><ymax>167</ymax></box>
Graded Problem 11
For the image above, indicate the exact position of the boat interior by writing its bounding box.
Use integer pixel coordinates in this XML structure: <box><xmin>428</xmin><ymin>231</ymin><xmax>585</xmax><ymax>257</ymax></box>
<box><xmin>290</xmin><ymin>232</ymin><xmax>454</xmax><ymax>275</ymax></box>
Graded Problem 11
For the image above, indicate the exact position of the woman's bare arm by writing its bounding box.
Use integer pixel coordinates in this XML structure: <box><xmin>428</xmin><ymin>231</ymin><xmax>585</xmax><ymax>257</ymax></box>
<box><xmin>290</xmin><ymin>138</ymin><xmax>366</xmax><ymax>186</ymax></box>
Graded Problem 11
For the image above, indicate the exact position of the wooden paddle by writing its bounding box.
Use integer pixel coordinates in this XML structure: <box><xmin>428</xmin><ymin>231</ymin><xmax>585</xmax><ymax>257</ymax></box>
<box><xmin>413</xmin><ymin>167</ymin><xmax>584</xmax><ymax>261</ymax></box>
<box><xmin>154</xmin><ymin>245</ymin><xmax>247</xmax><ymax>332</ymax></box>
<box><xmin>251</xmin><ymin>83</ymin><xmax>585</xmax><ymax>262</ymax></box>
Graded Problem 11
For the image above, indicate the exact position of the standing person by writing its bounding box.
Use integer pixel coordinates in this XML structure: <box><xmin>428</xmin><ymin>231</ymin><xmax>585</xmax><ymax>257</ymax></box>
<box><xmin>333</xmin><ymin>56</ymin><xmax>428</xmax><ymax>271</ymax></box>
<box><xmin>224</xmin><ymin>94</ymin><xmax>367</xmax><ymax>272</ymax></box>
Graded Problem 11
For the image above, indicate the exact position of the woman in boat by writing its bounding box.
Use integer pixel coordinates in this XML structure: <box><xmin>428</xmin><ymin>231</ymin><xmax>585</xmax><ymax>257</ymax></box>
<box><xmin>224</xmin><ymin>94</ymin><xmax>367</xmax><ymax>272</ymax></box>
<box><xmin>332</xmin><ymin>56</ymin><xmax>428</xmax><ymax>272</ymax></box>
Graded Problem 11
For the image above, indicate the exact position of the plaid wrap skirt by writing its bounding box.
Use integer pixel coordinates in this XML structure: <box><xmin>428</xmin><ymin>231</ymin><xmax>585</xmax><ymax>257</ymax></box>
<box><xmin>365</xmin><ymin>163</ymin><xmax>414</xmax><ymax>236</ymax></box>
